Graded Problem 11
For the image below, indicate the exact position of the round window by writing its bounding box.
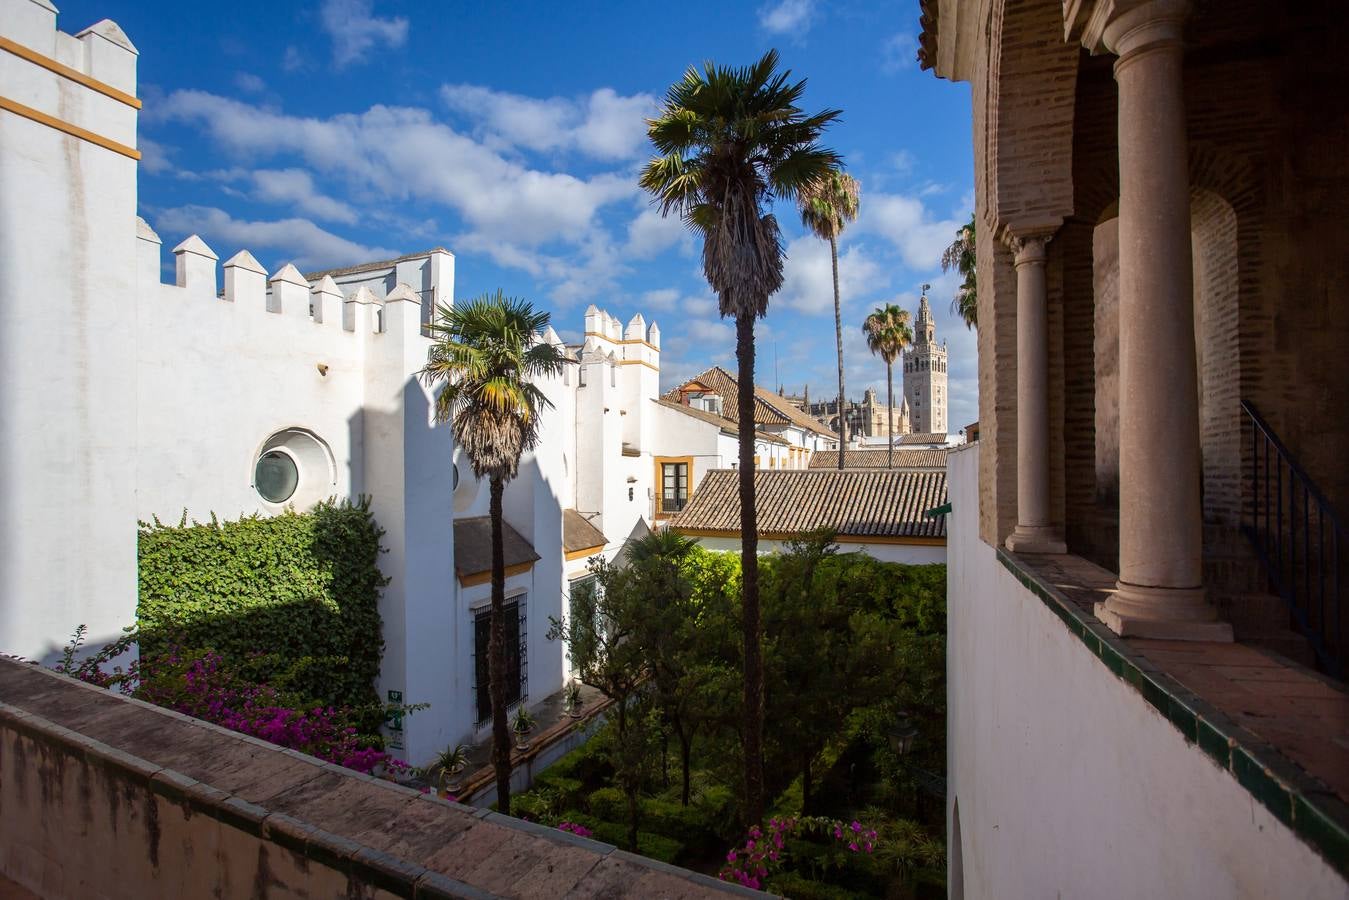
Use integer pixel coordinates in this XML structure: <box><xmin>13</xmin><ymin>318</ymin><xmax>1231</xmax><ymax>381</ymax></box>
<box><xmin>255</xmin><ymin>450</ymin><xmax>299</xmax><ymax>503</ymax></box>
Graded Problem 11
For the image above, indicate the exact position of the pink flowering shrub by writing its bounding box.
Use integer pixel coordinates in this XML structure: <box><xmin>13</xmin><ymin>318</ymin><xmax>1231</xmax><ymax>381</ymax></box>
<box><xmin>55</xmin><ymin>629</ymin><xmax>406</xmax><ymax>777</ymax></box>
<box><xmin>718</xmin><ymin>816</ymin><xmax>880</xmax><ymax>891</ymax></box>
<box><xmin>557</xmin><ymin>821</ymin><xmax>594</xmax><ymax>838</ymax></box>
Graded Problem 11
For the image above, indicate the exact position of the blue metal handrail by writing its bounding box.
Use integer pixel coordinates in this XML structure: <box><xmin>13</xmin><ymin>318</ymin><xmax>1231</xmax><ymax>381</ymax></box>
<box><xmin>1241</xmin><ymin>399</ymin><xmax>1344</xmax><ymax>679</ymax></box>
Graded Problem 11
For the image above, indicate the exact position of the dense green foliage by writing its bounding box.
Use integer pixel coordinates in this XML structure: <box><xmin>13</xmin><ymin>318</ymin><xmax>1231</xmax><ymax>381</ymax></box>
<box><xmin>533</xmin><ymin>536</ymin><xmax>947</xmax><ymax>896</ymax></box>
<box><xmin>137</xmin><ymin>498</ymin><xmax>388</xmax><ymax>716</ymax></box>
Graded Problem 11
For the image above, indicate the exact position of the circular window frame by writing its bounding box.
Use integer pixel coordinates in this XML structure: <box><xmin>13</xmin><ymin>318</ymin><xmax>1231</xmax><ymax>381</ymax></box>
<box><xmin>254</xmin><ymin>447</ymin><xmax>301</xmax><ymax>504</ymax></box>
<box><xmin>251</xmin><ymin>428</ymin><xmax>336</xmax><ymax>510</ymax></box>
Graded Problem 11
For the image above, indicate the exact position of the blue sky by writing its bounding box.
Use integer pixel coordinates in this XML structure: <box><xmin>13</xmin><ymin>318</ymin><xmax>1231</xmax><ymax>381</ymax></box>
<box><xmin>64</xmin><ymin>0</ymin><xmax>976</xmax><ymax>428</ymax></box>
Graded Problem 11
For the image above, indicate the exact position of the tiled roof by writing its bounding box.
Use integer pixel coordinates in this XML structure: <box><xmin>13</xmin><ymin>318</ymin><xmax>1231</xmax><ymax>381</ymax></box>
<box><xmin>454</xmin><ymin>516</ymin><xmax>540</xmax><ymax>581</ymax></box>
<box><xmin>664</xmin><ymin>366</ymin><xmax>835</xmax><ymax>437</ymax></box>
<box><xmin>809</xmin><ymin>448</ymin><xmax>949</xmax><ymax>469</ymax></box>
<box><xmin>899</xmin><ymin>432</ymin><xmax>948</xmax><ymax>445</ymax></box>
<box><xmin>563</xmin><ymin>509</ymin><xmax>607</xmax><ymax>553</ymax></box>
<box><xmin>670</xmin><ymin>469</ymin><xmax>947</xmax><ymax>539</ymax></box>
<box><xmin>654</xmin><ymin>399</ymin><xmax>789</xmax><ymax>444</ymax></box>
<box><xmin>753</xmin><ymin>386</ymin><xmax>838</xmax><ymax>438</ymax></box>
<box><xmin>304</xmin><ymin>248</ymin><xmax>451</xmax><ymax>281</ymax></box>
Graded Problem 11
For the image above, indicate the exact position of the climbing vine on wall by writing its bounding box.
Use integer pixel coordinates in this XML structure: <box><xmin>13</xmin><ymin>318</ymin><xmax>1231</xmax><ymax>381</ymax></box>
<box><xmin>137</xmin><ymin>497</ymin><xmax>388</xmax><ymax>716</ymax></box>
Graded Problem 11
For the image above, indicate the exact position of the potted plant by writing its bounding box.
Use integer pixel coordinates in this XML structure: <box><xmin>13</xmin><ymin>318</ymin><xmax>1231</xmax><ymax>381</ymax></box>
<box><xmin>564</xmin><ymin>680</ymin><xmax>584</xmax><ymax>718</ymax></box>
<box><xmin>434</xmin><ymin>742</ymin><xmax>470</xmax><ymax>794</ymax></box>
<box><xmin>513</xmin><ymin>706</ymin><xmax>536</xmax><ymax>750</ymax></box>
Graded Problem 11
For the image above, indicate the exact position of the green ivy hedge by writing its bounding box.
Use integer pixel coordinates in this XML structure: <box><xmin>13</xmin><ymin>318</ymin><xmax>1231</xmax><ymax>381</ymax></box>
<box><xmin>137</xmin><ymin>498</ymin><xmax>388</xmax><ymax>715</ymax></box>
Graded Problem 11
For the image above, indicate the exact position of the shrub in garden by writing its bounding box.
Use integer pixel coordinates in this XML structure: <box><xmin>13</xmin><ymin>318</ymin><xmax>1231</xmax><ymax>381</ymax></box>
<box><xmin>137</xmin><ymin>498</ymin><xmax>388</xmax><ymax>725</ymax></box>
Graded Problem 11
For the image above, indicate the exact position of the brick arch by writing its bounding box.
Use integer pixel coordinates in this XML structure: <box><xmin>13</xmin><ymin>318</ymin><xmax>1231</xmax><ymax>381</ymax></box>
<box><xmin>986</xmin><ymin>0</ymin><xmax>1080</xmax><ymax>234</ymax></box>
<box><xmin>1190</xmin><ymin>188</ymin><xmax>1241</xmax><ymax>529</ymax></box>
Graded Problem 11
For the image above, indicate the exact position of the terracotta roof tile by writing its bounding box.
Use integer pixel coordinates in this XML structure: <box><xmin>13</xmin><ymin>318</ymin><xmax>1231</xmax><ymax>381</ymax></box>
<box><xmin>670</xmin><ymin>469</ymin><xmax>947</xmax><ymax>539</ymax></box>
<box><xmin>563</xmin><ymin>509</ymin><xmax>607</xmax><ymax>553</ymax></box>
<box><xmin>899</xmin><ymin>432</ymin><xmax>948</xmax><ymax>445</ymax></box>
<box><xmin>653</xmin><ymin>399</ymin><xmax>788</xmax><ymax>444</ymax></box>
<box><xmin>663</xmin><ymin>366</ymin><xmax>834</xmax><ymax>437</ymax></box>
<box><xmin>810</xmin><ymin>448</ymin><xmax>949</xmax><ymax>469</ymax></box>
<box><xmin>454</xmin><ymin>516</ymin><xmax>540</xmax><ymax>580</ymax></box>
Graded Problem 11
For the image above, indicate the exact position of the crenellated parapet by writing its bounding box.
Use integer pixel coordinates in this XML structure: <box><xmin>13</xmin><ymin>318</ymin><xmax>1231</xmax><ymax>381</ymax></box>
<box><xmin>138</xmin><ymin>220</ymin><xmax>435</xmax><ymax>347</ymax></box>
<box><xmin>581</xmin><ymin>303</ymin><xmax>660</xmax><ymax>371</ymax></box>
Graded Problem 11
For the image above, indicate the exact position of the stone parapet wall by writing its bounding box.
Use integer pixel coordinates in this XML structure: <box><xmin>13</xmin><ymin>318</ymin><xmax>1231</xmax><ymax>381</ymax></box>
<box><xmin>0</xmin><ymin>659</ymin><xmax>752</xmax><ymax>899</ymax></box>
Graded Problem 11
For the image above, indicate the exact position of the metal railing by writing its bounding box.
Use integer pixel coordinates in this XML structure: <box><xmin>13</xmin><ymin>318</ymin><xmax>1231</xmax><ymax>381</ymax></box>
<box><xmin>660</xmin><ymin>494</ymin><xmax>687</xmax><ymax>514</ymax></box>
<box><xmin>1242</xmin><ymin>399</ymin><xmax>1344</xmax><ymax>679</ymax></box>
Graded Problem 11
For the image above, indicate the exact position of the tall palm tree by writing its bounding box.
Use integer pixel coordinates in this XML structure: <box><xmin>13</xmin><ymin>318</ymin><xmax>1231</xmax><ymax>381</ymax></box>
<box><xmin>862</xmin><ymin>304</ymin><xmax>914</xmax><ymax>468</ymax></box>
<box><xmin>942</xmin><ymin>213</ymin><xmax>977</xmax><ymax>329</ymax></box>
<box><xmin>641</xmin><ymin>49</ymin><xmax>840</xmax><ymax>826</ymax></box>
<box><xmin>798</xmin><ymin>170</ymin><xmax>860</xmax><ymax>468</ymax></box>
<box><xmin>419</xmin><ymin>290</ymin><xmax>569</xmax><ymax>816</ymax></box>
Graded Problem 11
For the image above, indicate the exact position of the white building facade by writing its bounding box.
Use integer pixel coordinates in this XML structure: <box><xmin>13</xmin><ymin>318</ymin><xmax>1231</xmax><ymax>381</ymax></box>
<box><xmin>0</xmin><ymin>2</ymin><xmax>697</xmax><ymax>766</ymax></box>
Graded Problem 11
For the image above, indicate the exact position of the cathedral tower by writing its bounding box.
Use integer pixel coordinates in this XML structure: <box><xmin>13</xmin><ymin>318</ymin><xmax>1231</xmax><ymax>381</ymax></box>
<box><xmin>902</xmin><ymin>288</ymin><xmax>949</xmax><ymax>434</ymax></box>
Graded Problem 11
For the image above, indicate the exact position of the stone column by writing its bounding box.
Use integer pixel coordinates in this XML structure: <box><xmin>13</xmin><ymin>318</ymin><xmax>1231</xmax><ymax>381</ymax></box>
<box><xmin>1093</xmin><ymin>0</ymin><xmax>1232</xmax><ymax>640</ymax></box>
<box><xmin>1005</xmin><ymin>229</ymin><xmax>1066</xmax><ymax>554</ymax></box>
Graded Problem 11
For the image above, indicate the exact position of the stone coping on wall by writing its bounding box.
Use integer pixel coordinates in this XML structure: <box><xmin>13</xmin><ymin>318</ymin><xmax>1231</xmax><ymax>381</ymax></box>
<box><xmin>0</xmin><ymin>659</ymin><xmax>760</xmax><ymax>899</ymax></box>
<box><xmin>996</xmin><ymin>549</ymin><xmax>1349</xmax><ymax>879</ymax></box>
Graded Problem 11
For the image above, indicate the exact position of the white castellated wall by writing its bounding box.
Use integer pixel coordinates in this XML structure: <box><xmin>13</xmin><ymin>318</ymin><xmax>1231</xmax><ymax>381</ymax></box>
<box><xmin>574</xmin><ymin>305</ymin><xmax>662</xmax><ymax>547</ymax></box>
<box><xmin>0</xmin><ymin>0</ymin><xmax>668</xmax><ymax>765</ymax></box>
<box><xmin>903</xmin><ymin>292</ymin><xmax>950</xmax><ymax>434</ymax></box>
<box><xmin>0</xmin><ymin>0</ymin><xmax>142</xmax><ymax>663</ymax></box>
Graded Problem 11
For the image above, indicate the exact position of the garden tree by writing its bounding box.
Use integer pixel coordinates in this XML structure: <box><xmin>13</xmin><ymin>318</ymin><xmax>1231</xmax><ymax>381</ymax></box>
<box><xmin>546</xmin><ymin>556</ymin><xmax>645</xmax><ymax>737</ymax></box>
<box><xmin>626</xmin><ymin>531</ymin><xmax>720</xmax><ymax>807</ymax></box>
<box><xmin>862</xmin><ymin>304</ymin><xmax>914</xmax><ymax>468</ymax></box>
<box><xmin>942</xmin><ymin>214</ymin><xmax>977</xmax><ymax>329</ymax></box>
<box><xmin>420</xmin><ymin>290</ymin><xmax>569</xmax><ymax>817</ymax></box>
<box><xmin>761</xmin><ymin>531</ymin><xmax>906</xmax><ymax>814</ymax></box>
<box><xmin>641</xmin><ymin>49</ymin><xmax>842</xmax><ymax>826</ymax></box>
<box><xmin>798</xmin><ymin>171</ymin><xmax>861</xmax><ymax>468</ymax></box>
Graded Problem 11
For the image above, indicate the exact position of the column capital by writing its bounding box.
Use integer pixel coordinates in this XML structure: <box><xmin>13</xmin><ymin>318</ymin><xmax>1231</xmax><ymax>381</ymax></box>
<box><xmin>1002</xmin><ymin>229</ymin><xmax>1054</xmax><ymax>268</ymax></box>
<box><xmin>1068</xmin><ymin>0</ymin><xmax>1189</xmax><ymax>58</ymax></box>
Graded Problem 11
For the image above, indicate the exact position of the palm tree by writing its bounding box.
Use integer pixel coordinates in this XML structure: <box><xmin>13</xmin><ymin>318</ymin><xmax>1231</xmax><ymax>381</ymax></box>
<box><xmin>942</xmin><ymin>213</ymin><xmax>977</xmax><ymax>329</ymax></box>
<box><xmin>641</xmin><ymin>49</ymin><xmax>841</xmax><ymax>826</ymax></box>
<box><xmin>862</xmin><ymin>304</ymin><xmax>914</xmax><ymax>468</ymax></box>
<box><xmin>798</xmin><ymin>170</ymin><xmax>860</xmax><ymax>468</ymax></box>
<box><xmin>419</xmin><ymin>289</ymin><xmax>569</xmax><ymax>816</ymax></box>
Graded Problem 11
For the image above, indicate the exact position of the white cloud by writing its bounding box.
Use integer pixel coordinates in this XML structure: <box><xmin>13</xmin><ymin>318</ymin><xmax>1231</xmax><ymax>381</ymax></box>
<box><xmin>319</xmin><ymin>0</ymin><xmax>409</xmax><ymax>68</ymax></box>
<box><xmin>774</xmin><ymin>235</ymin><xmax>888</xmax><ymax>315</ymax></box>
<box><xmin>234</xmin><ymin>72</ymin><xmax>266</xmax><ymax>94</ymax></box>
<box><xmin>151</xmin><ymin>205</ymin><xmax>398</xmax><ymax>272</ymax></box>
<box><xmin>640</xmin><ymin>288</ymin><xmax>680</xmax><ymax>311</ymax></box>
<box><xmin>250</xmin><ymin>168</ymin><xmax>358</xmax><ymax>224</ymax></box>
<box><xmin>283</xmin><ymin>46</ymin><xmax>304</xmax><ymax>72</ymax></box>
<box><xmin>881</xmin><ymin>33</ymin><xmax>918</xmax><ymax>74</ymax></box>
<box><xmin>138</xmin><ymin>137</ymin><xmax>173</xmax><ymax>175</ymax></box>
<box><xmin>759</xmin><ymin>0</ymin><xmax>816</xmax><ymax>35</ymax></box>
<box><xmin>860</xmin><ymin>192</ymin><xmax>966</xmax><ymax>270</ymax></box>
<box><xmin>155</xmin><ymin>91</ymin><xmax>635</xmax><ymax>248</ymax></box>
<box><xmin>440</xmin><ymin>84</ymin><xmax>655</xmax><ymax>161</ymax></box>
<box><xmin>626</xmin><ymin>207</ymin><xmax>686</xmax><ymax>258</ymax></box>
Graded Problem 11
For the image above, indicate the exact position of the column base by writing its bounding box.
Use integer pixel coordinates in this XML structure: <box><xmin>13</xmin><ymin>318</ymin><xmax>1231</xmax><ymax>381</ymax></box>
<box><xmin>1095</xmin><ymin>580</ymin><xmax>1234</xmax><ymax>642</ymax></box>
<box><xmin>1005</xmin><ymin>526</ymin><xmax>1067</xmax><ymax>555</ymax></box>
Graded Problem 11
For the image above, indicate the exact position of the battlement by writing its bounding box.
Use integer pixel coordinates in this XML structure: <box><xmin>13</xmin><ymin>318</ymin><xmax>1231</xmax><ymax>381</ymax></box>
<box><xmin>138</xmin><ymin>219</ymin><xmax>433</xmax><ymax>343</ymax></box>
<box><xmin>581</xmin><ymin>304</ymin><xmax>661</xmax><ymax>372</ymax></box>
<box><xmin>2</xmin><ymin>0</ymin><xmax>139</xmax><ymax>96</ymax></box>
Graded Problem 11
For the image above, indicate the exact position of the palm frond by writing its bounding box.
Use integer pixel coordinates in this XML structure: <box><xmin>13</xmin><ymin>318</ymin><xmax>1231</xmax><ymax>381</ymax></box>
<box><xmin>419</xmin><ymin>289</ymin><xmax>571</xmax><ymax>482</ymax></box>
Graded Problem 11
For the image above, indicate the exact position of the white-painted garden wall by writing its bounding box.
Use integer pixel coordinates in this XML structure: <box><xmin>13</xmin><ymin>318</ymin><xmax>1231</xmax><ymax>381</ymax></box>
<box><xmin>944</xmin><ymin>445</ymin><xmax>1344</xmax><ymax>899</ymax></box>
<box><xmin>687</xmin><ymin>536</ymin><xmax>946</xmax><ymax>565</ymax></box>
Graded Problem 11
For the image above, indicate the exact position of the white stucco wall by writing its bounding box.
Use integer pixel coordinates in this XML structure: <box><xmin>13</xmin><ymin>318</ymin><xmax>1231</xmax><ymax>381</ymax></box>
<box><xmin>945</xmin><ymin>445</ymin><xmax>1345</xmax><ymax>899</ymax></box>
<box><xmin>0</xmin><ymin>3</ymin><xmax>141</xmax><ymax>663</ymax></box>
<box><xmin>687</xmin><ymin>535</ymin><xmax>946</xmax><ymax>565</ymax></box>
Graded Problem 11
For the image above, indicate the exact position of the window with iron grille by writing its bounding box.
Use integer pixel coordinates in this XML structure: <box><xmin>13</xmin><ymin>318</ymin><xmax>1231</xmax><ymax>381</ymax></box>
<box><xmin>472</xmin><ymin>597</ymin><xmax>528</xmax><ymax>725</ymax></box>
